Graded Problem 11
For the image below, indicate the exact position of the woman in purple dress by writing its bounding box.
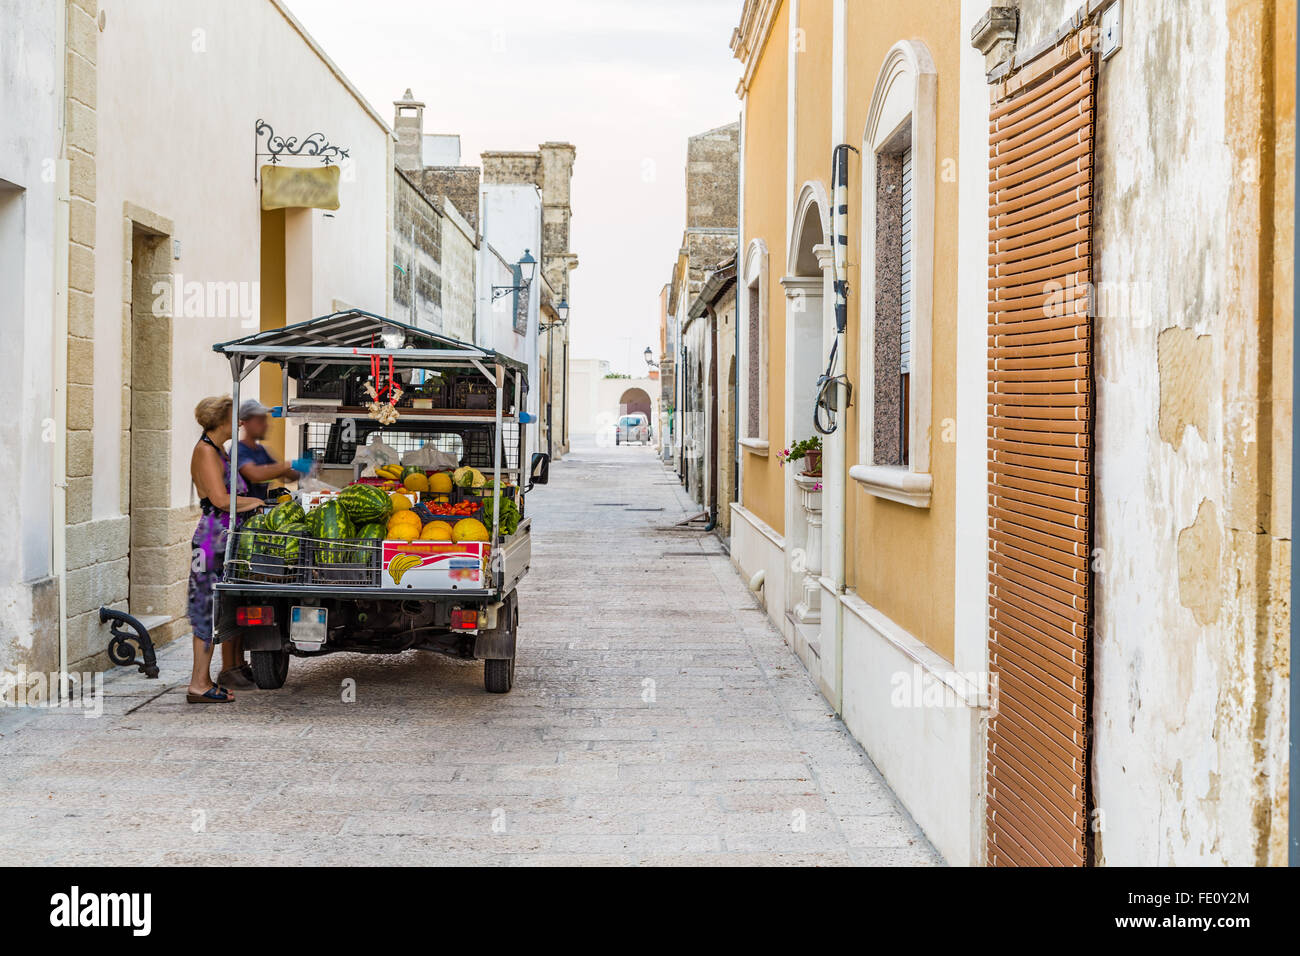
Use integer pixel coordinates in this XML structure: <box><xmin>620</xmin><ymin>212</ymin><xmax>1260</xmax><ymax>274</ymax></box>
<box><xmin>187</xmin><ymin>397</ymin><xmax>263</xmax><ymax>703</ymax></box>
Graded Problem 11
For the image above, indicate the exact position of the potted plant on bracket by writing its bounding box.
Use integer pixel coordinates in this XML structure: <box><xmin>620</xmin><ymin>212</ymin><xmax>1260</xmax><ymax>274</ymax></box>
<box><xmin>777</xmin><ymin>435</ymin><xmax>822</xmax><ymax>477</ymax></box>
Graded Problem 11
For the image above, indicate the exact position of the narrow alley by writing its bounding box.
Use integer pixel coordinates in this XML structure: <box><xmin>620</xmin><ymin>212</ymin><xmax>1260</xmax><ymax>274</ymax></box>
<box><xmin>0</xmin><ymin>441</ymin><xmax>939</xmax><ymax>866</ymax></box>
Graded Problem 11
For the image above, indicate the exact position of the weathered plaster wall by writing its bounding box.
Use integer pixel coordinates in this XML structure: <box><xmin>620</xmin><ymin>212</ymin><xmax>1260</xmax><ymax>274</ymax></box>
<box><xmin>1012</xmin><ymin>0</ymin><xmax>1291</xmax><ymax>865</ymax></box>
<box><xmin>418</xmin><ymin>166</ymin><xmax>480</xmax><ymax>231</ymax></box>
<box><xmin>392</xmin><ymin>169</ymin><xmax>443</xmax><ymax>330</ymax></box>
<box><xmin>687</xmin><ymin>123</ymin><xmax>740</xmax><ymax>231</ymax></box>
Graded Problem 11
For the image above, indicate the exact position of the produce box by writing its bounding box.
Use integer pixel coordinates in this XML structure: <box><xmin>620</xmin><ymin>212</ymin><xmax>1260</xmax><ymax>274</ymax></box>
<box><xmin>299</xmin><ymin>490</ymin><xmax>339</xmax><ymax>511</ymax></box>
<box><xmin>381</xmin><ymin>541</ymin><xmax>490</xmax><ymax>591</ymax></box>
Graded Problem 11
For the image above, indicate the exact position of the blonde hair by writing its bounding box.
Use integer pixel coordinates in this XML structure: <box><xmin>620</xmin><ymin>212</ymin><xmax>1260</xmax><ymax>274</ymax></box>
<box><xmin>194</xmin><ymin>396</ymin><xmax>233</xmax><ymax>432</ymax></box>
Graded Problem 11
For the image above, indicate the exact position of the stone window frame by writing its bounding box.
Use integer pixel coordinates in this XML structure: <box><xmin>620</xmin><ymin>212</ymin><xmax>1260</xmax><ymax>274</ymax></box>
<box><xmin>739</xmin><ymin>237</ymin><xmax>771</xmax><ymax>455</ymax></box>
<box><xmin>851</xmin><ymin>39</ymin><xmax>938</xmax><ymax>509</ymax></box>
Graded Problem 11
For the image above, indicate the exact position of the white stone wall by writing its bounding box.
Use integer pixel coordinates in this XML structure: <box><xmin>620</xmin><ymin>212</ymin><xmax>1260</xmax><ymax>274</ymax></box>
<box><xmin>94</xmin><ymin>0</ymin><xmax>392</xmax><ymax>513</ymax></box>
<box><xmin>0</xmin><ymin>0</ymin><xmax>62</xmax><ymax>678</ymax></box>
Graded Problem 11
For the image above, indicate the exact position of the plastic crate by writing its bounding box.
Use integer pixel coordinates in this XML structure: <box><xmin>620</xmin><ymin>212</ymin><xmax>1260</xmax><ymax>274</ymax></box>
<box><xmin>419</xmin><ymin>501</ymin><xmax>484</xmax><ymax>526</ymax></box>
<box><xmin>302</xmin><ymin>536</ymin><xmax>382</xmax><ymax>587</ymax></box>
<box><xmin>453</xmin><ymin>484</ymin><xmax>517</xmax><ymax>504</ymax></box>
<box><xmin>224</xmin><ymin>529</ymin><xmax>307</xmax><ymax>585</ymax></box>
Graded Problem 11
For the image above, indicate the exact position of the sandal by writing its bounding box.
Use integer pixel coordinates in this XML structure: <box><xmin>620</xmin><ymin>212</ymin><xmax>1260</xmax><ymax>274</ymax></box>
<box><xmin>186</xmin><ymin>685</ymin><xmax>234</xmax><ymax>703</ymax></box>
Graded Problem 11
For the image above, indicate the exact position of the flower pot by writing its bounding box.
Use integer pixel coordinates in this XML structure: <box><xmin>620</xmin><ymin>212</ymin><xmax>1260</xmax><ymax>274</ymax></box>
<box><xmin>801</xmin><ymin>449</ymin><xmax>822</xmax><ymax>477</ymax></box>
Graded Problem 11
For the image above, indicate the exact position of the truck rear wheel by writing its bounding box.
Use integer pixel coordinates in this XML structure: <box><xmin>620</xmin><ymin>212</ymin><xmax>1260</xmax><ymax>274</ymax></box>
<box><xmin>250</xmin><ymin>648</ymin><xmax>289</xmax><ymax>689</ymax></box>
<box><xmin>484</xmin><ymin>657</ymin><xmax>514</xmax><ymax>694</ymax></box>
<box><xmin>483</xmin><ymin>596</ymin><xmax>517</xmax><ymax>694</ymax></box>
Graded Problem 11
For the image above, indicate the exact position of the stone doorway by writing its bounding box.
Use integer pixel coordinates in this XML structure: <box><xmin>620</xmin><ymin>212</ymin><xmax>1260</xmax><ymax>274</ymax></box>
<box><xmin>123</xmin><ymin>212</ymin><xmax>180</xmax><ymax>641</ymax></box>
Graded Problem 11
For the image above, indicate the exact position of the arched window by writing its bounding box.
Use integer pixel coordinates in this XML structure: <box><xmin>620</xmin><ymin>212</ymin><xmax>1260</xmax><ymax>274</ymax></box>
<box><xmin>740</xmin><ymin>238</ymin><xmax>770</xmax><ymax>452</ymax></box>
<box><xmin>852</xmin><ymin>39</ymin><xmax>937</xmax><ymax>508</ymax></box>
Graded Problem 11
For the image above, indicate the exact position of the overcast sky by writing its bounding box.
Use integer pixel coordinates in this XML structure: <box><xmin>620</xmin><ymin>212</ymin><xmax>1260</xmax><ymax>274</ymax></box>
<box><xmin>285</xmin><ymin>0</ymin><xmax>741</xmax><ymax>374</ymax></box>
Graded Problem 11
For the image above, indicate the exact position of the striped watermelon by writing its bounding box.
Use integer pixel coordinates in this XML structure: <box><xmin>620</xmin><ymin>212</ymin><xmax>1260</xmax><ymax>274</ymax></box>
<box><xmin>261</xmin><ymin>521</ymin><xmax>308</xmax><ymax>565</ymax></box>
<box><xmin>354</xmin><ymin>521</ymin><xmax>386</xmax><ymax>564</ymax></box>
<box><xmin>307</xmin><ymin>499</ymin><xmax>355</xmax><ymax>565</ymax></box>
<box><xmin>236</xmin><ymin>513</ymin><xmax>268</xmax><ymax>564</ymax></box>
<box><xmin>265</xmin><ymin>498</ymin><xmax>305</xmax><ymax>531</ymax></box>
<box><xmin>338</xmin><ymin>482</ymin><xmax>392</xmax><ymax>525</ymax></box>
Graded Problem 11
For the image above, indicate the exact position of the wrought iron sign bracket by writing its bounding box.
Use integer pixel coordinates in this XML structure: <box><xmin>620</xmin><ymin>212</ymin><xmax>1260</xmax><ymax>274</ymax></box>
<box><xmin>254</xmin><ymin>119</ymin><xmax>350</xmax><ymax>182</ymax></box>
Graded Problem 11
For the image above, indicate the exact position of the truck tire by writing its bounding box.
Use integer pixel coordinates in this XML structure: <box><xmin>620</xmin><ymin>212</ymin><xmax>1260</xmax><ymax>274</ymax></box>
<box><xmin>483</xmin><ymin>595</ymin><xmax>517</xmax><ymax>694</ymax></box>
<box><xmin>250</xmin><ymin>648</ymin><xmax>289</xmax><ymax>689</ymax></box>
<box><xmin>484</xmin><ymin>657</ymin><xmax>514</xmax><ymax>694</ymax></box>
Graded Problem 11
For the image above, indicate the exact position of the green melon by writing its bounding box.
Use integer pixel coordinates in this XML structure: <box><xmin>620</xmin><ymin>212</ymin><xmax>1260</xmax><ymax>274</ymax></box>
<box><xmin>265</xmin><ymin>497</ymin><xmax>305</xmax><ymax>531</ymax></box>
<box><xmin>337</xmin><ymin>482</ymin><xmax>392</xmax><ymax>525</ymax></box>
<box><xmin>307</xmin><ymin>499</ymin><xmax>355</xmax><ymax>565</ymax></box>
<box><xmin>236</xmin><ymin>513</ymin><xmax>268</xmax><ymax>564</ymax></box>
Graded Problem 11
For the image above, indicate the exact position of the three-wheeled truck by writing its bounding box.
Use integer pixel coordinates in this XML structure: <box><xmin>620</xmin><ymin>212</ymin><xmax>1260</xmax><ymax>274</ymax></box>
<box><xmin>210</xmin><ymin>310</ymin><xmax>548</xmax><ymax>693</ymax></box>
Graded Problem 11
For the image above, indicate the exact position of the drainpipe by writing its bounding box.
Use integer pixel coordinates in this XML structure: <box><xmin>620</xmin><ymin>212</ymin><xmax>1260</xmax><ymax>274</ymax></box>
<box><xmin>52</xmin><ymin>0</ymin><xmax>71</xmax><ymax>697</ymax></box>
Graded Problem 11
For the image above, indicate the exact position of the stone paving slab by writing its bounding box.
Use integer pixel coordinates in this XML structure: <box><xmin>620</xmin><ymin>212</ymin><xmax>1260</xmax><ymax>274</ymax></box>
<box><xmin>0</xmin><ymin>439</ymin><xmax>941</xmax><ymax>866</ymax></box>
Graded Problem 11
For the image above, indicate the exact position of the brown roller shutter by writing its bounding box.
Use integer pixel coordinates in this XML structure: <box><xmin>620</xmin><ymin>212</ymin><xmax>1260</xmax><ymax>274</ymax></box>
<box><xmin>986</xmin><ymin>28</ymin><xmax>1096</xmax><ymax>867</ymax></box>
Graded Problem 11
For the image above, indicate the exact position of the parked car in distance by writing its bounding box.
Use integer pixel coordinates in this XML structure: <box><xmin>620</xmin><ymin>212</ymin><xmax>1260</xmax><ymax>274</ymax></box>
<box><xmin>615</xmin><ymin>413</ymin><xmax>651</xmax><ymax>445</ymax></box>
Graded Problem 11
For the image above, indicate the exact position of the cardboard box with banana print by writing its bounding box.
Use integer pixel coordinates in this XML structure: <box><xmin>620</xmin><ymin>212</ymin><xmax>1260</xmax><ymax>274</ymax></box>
<box><xmin>382</xmin><ymin>541</ymin><xmax>490</xmax><ymax>590</ymax></box>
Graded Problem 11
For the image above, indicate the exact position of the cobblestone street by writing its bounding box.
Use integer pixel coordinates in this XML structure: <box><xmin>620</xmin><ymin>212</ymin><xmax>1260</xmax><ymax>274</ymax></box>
<box><xmin>0</xmin><ymin>439</ymin><xmax>939</xmax><ymax>866</ymax></box>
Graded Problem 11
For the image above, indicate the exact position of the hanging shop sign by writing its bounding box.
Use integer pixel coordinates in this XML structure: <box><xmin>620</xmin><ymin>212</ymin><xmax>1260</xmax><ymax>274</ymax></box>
<box><xmin>261</xmin><ymin>164</ymin><xmax>341</xmax><ymax>211</ymax></box>
<box><xmin>255</xmin><ymin>118</ymin><xmax>348</xmax><ymax>210</ymax></box>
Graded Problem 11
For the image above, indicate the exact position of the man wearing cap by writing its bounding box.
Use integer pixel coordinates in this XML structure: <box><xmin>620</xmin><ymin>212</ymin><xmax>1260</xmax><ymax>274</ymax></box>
<box><xmin>235</xmin><ymin>399</ymin><xmax>300</xmax><ymax>500</ymax></box>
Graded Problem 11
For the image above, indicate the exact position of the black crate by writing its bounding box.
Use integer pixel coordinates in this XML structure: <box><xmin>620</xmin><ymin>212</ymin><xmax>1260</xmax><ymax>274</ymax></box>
<box><xmin>302</xmin><ymin>536</ymin><xmax>382</xmax><ymax>587</ymax></box>
<box><xmin>224</xmin><ymin>529</ymin><xmax>307</xmax><ymax>585</ymax></box>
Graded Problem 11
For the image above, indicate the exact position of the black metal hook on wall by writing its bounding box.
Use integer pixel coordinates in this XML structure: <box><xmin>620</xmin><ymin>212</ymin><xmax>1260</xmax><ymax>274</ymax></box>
<box><xmin>99</xmin><ymin>607</ymin><xmax>159</xmax><ymax>679</ymax></box>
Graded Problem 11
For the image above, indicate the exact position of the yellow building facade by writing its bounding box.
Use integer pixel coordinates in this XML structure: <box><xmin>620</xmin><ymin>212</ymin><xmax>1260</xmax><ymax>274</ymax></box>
<box><xmin>730</xmin><ymin>0</ymin><xmax>980</xmax><ymax>863</ymax></box>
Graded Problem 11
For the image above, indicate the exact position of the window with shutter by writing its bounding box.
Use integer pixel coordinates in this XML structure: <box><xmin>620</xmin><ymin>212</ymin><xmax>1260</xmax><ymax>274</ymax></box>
<box><xmin>986</xmin><ymin>30</ymin><xmax>1096</xmax><ymax>867</ymax></box>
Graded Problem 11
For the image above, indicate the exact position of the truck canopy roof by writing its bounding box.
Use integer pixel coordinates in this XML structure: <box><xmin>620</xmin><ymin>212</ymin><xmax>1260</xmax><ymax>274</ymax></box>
<box><xmin>212</xmin><ymin>309</ymin><xmax>528</xmax><ymax>380</ymax></box>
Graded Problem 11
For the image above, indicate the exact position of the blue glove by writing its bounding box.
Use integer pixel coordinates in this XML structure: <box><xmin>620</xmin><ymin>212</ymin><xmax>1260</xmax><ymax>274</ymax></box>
<box><xmin>291</xmin><ymin>457</ymin><xmax>314</xmax><ymax>475</ymax></box>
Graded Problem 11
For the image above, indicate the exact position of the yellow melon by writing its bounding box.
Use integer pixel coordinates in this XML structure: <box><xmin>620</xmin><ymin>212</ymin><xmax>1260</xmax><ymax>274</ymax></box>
<box><xmin>403</xmin><ymin>473</ymin><xmax>429</xmax><ymax>493</ymax></box>
<box><xmin>388</xmin><ymin>509</ymin><xmax>421</xmax><ymax>528</ymax></box>
<box><xmin>419</xmin><ymin>521</ymin><xmax>453</xmax><ymax>541</ymax></box>
<box><xmin>389</xmin><ymin>492</ymin><xmax>412</xmax><ymax>511</ymax></box>
<box><xmin>429</xmin><ymin>472</ymin><xmax>453</xmax><ymax>494</ymax></box>
<box><xmin>452</xmin><ymin>518</ymin><xmax>489</xmax><ymax>543</ymax></box>
<box><xmin>388</xmin><ymin>516</ymin><xmax>421</xmax><ymax>536</ymax></box>
<box><xmin>386</xmin><ymin>523</ymin><xmax>419</xmax><ymax>541</ymax></box>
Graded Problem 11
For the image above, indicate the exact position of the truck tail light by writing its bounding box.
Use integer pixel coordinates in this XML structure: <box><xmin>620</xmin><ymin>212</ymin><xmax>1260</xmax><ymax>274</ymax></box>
<box><xmin>450</xmin><ymin>608</ymin><xmax>477</xmax><ymax>630</ymax></box>
<box><xmin>236</xmin><ymin>605</ymin><xmax>275</xmax><ymax>627</ymax></box>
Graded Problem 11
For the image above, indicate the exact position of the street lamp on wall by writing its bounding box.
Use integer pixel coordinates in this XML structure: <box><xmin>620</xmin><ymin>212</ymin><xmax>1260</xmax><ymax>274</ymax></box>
<box><xmin>491</xmin><ymin>249</ymin><xmax>538</xmax><ymax>301</ymax></box>
<box><xmin>644</xmin><ymin>346</ymin><xmax>660</xmax><ymax>370</ymax></box>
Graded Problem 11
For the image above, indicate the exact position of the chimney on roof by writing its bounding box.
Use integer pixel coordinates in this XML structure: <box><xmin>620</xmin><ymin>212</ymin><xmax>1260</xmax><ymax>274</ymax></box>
<box><xmin>394</xmin><ymin>88</ymin><xmax>425</xmax><ymax>171</ymax></box>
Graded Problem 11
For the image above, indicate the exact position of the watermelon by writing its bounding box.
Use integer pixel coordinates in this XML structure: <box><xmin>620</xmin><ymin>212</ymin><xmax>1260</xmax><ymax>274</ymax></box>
<box><xmin>353</xmin><ymin>521</ymin><xmax>386</xmax><ymax>564</ymax></box>
<box><xmin>260</xmin><ymin>521</ymin><xmax>308</xmax><ymax>565</ymax></box>
<box><xmin>401</xmin><ymin>465</ymin><xmax>424</xmax><ymax>480</ymax></box>
<box><xmin>307</xmin><ymin>499</ymin><xmax>355</xmax><ymax>565</ymax></box>
<box><xmin>236</xmin><ymin>513</ymin><xmax>268</xmax><ymax>564</ymax></box>
<box><xmin>337</xmin><ymin>482</ymin><xmax>392</xmax><ymax>525</ymax></box>
<box><xmin>265</xmin><ymin>497</ymin><xmax>305</xmax><ymax>531</ymax></box>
